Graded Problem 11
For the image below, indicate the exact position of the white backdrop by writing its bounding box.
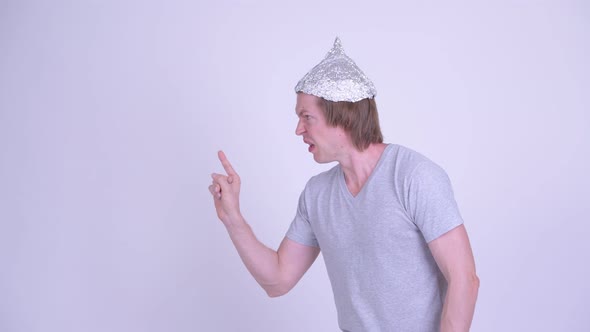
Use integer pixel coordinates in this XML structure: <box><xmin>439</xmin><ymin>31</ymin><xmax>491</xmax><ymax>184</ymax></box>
<box><xmin>1</xmin><ymin>1</ymin><xmax>589</xmax><ymax>331</ymax></box>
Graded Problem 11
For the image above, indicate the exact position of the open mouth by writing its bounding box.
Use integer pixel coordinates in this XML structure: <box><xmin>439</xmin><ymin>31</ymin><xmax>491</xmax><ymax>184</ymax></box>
<box><xmin>304</xmin><ymin>139</ymin><xmax>315</xmax><ymax>153</ymax></box>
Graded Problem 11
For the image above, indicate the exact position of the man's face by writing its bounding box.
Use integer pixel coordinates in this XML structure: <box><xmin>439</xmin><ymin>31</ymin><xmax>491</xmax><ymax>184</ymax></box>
<box><xmin>295</xmin><ymin>93</ymin><xmax>348</xmax><ymax>163</ymax></box>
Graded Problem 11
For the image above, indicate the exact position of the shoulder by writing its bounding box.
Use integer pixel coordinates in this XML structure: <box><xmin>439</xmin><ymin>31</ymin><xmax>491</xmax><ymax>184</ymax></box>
<box><xmin>389</xmin><ymin>143</ymin><xmax>430</xmax><ymax>165</ymax></box>
<box><xmin>384</xmin><ymin>143</ymin><xmax>437</xmax><ymax>174</ymax></box>
<box><xmin>382</xmin><ymin>144</ymin><xmax>451</xmax><ymax>187</ymax></box>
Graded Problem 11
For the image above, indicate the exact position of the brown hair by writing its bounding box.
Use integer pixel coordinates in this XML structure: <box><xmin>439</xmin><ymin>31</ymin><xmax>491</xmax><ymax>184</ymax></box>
<box><xmin>319</xmin><ymin>98</ymin><xmax>384</xmax><ymax>151</ymax></box>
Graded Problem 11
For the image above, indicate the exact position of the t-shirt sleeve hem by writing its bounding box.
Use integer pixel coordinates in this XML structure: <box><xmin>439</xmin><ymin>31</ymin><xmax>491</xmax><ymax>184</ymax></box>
<box><xmin>286</xmin><ymin>232</ymin><xmax>320</xmax><ymax>248</ymax></box>
<box><xmin>424</xmin><ymin>220</ymin><xmax>464</xmax><ymax>243</ymax></box>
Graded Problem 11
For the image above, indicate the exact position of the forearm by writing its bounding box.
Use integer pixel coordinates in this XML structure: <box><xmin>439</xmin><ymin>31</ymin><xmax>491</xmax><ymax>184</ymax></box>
<box><xmin>440</xmin><ymin>275</ymin><xmax>480</xmax><ymax>332</ymax></box>
<box><xmin>225</xmin><ymin>214</ymin><xmax>284</xmax><ymax>296</ymax></box>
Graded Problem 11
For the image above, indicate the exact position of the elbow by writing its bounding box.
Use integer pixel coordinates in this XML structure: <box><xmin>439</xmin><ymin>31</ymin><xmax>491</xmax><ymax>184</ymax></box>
<box><xmin>263</xmin><ymin>280</ymin><xmax>294</xmax><ymax>298</ymax></box>
<box><xmin>470</xmin><ymin>272</ymin><xmax>480</xmax><ymax>289</ymax></box>
<box><xmin>264</xmin><ymin>285</ymin><xmax>289</xmax><ymax>298</ymax></box>
<box><xmin>266</xmin><ymin>289</ymin><xmax>286</xmax><ymax>298</ymax></box>
<box><xmin>449</xmin><ymin>272</ymin><xmax>480</xmax><ymax>296</ymax></box>
<box><xmin>465</xmin><ymin>272</ymin><xmax>480</xmax><ymax>298</ymax></box>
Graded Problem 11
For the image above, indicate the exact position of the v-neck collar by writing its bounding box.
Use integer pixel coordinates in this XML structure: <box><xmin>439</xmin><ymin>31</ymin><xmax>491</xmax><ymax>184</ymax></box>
<box><xmin>337</xmin><ymin>144</ymin><xmax>392</xmax><ymax>200</ymax></box>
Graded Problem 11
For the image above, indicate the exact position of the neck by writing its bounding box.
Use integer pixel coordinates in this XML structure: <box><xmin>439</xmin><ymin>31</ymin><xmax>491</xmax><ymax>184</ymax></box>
<box><xmin>339</xmin><ymin>143</ymin><xmax>387</xmax><ymax>196</ymax></box>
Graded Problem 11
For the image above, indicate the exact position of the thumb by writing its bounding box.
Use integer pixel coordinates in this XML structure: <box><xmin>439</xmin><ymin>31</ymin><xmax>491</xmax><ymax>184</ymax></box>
<box><xmin>227</xmin><ymin>176</ymin><xmax>234</xmax><ymax>184</ymax></box>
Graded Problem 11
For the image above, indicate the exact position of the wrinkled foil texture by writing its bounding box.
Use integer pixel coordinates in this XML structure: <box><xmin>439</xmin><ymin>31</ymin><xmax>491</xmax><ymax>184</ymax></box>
<box><xmin>295</xmin><ymin>37</ymin><xmax>377</xmax><ymax>102</ymax></box>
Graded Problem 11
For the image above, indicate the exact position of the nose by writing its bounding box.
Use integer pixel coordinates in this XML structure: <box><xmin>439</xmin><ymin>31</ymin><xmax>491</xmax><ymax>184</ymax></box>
<box><xmin>295</xmin><ymin>119</ymin><xmax>305</xmax><ymax>136</ymax></box>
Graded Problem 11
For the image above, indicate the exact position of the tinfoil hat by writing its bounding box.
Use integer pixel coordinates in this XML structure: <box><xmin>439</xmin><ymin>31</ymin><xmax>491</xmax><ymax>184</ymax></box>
<box><xmin>295</xmin><ymin>37</ymin><xmax>377</xmax><ymax>102</ymax></box>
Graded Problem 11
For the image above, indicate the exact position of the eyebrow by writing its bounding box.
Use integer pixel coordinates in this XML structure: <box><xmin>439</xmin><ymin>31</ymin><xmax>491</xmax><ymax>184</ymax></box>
<box><xmin>296</xmin><ymin>108</ymin><xmax>307</xmax><ymax>116</ymax></box>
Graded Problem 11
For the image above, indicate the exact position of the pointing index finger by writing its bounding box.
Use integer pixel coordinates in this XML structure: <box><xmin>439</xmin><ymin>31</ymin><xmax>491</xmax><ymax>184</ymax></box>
<box><xmin>218</xmin><ymin>150</ymin><xmax>238</xmax><ymax>176</ymax></box>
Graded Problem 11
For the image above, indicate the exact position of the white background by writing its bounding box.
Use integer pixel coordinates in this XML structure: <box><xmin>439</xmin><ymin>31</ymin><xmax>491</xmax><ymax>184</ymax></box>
<box><xmin>1</xmin><ymin>0</ymin><xmax>589</xmax><ymax>331</ymax></box>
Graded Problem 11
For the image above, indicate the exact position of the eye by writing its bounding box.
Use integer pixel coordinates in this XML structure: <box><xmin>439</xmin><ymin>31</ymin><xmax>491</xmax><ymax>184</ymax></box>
<box><xmin>304</xmin><ymin>115</ymin><xmax>311</xmax><ymax>120</ymax></box>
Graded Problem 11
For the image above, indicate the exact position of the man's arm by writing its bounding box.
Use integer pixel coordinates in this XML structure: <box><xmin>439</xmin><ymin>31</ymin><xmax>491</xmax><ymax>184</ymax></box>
<box><xmin>209</xmin><ymin>151</ymin><xmax>320</xmax><ymax>297</ymax></box>
<box><xmin>428</xmin><ymin>225</ymin><xmax>480</xmax><ymax>332</ymax></box>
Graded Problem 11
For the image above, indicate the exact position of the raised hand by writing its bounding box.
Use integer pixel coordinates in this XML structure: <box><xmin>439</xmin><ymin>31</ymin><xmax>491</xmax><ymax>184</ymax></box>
<box><xmin>209</xmin><ymin>150</ymin><xmax>242</xmax><ymax>226</ymax></box>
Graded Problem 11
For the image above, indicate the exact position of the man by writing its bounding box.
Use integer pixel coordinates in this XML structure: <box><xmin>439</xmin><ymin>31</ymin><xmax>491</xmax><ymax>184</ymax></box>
<box><xmin>209</xmin><ymin>38</ymin><xmax>479</xmax><ymax>331</ymax></box>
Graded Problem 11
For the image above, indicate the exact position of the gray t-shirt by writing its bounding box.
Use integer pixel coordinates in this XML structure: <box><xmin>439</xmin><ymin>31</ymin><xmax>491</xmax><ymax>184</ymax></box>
<box><xmin>286</xmin><ymin>144</ymin><xmax>464</xmax><ymax>332</ymax></box>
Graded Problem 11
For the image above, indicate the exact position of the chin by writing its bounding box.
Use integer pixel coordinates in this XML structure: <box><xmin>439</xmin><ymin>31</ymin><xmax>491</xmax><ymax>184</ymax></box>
<box><xmin>313</xmin><ymin>154</ymin><xmax>332</xmax><ymax>164</ymax></box>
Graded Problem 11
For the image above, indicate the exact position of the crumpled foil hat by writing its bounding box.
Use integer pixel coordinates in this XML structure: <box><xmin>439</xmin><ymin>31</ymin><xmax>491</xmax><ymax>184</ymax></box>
<box><xmin>295</xmin><ymin>37</ymin><xmax>377</xmax><ymax>102</ymax></box>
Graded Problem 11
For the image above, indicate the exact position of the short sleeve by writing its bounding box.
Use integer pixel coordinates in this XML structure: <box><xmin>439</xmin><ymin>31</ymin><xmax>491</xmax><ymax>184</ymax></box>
<box><xmin>407</xmin><ymin>161</ymin><xmax>464</xmax><ymax>243</ymax></box>
<box><xmin>285</xmin><ymin>187</ymin><xmax>320</xmax><ymax>248</ymax></box>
